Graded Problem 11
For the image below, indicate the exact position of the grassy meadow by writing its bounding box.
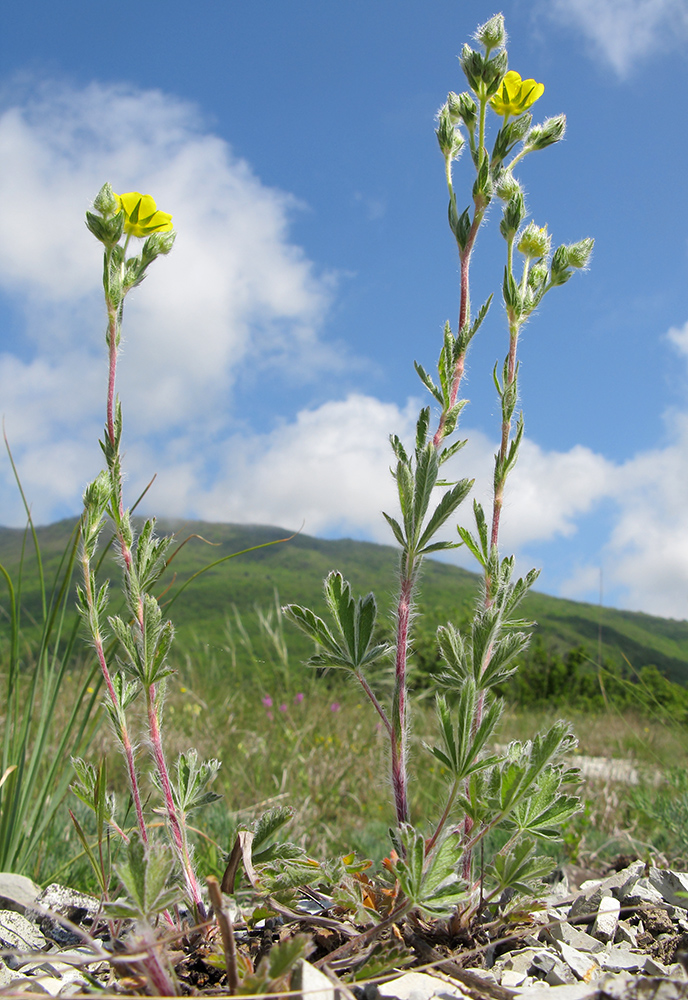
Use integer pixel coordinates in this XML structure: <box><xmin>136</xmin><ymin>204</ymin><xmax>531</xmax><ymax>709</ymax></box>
<box><xmin>3</xmin><ymin>516</ymin><xmax>688</xmax><ymax>894</ymax></box>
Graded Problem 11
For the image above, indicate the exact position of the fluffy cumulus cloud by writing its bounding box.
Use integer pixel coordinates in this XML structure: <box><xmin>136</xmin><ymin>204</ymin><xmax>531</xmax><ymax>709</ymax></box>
<box><xmin>0</xmin><ymin>80</ymin><xmax>334</xmax><ymax>522</ymax></box>
<box><xmin>545</xmin><ymin>0</ymin><xmax>688</xmax><ymax>75</ymax></box>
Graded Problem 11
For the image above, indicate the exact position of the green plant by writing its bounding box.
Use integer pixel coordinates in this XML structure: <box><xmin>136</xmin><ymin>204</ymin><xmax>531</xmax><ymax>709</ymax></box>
<box><xmin>72</xmin><ymin>186</ymin><xmax>223</xmax><ymax>920</ymax></box>
<box><xmin>284</xmin><ymin>13</ymin><xmax>591</xmax><ymax>917</ymax></box>
<box><xmin>0</xmin><ymin>459</ymin><xmax>100</xmax><ymax>876</ymax></box>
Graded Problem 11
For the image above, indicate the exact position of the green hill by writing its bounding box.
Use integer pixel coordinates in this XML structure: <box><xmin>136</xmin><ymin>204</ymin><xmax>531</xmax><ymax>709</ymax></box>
<box><xmin>1</xmin><ymin>517</ymin><xmax>688</xmax><ymax>684</ymax></box>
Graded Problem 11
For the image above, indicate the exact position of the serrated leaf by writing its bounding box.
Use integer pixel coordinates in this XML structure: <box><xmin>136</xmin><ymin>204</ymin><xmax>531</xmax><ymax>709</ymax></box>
<box><xmin>417</xmin><ymin>477</ymin><xmax>473</xmax><ymax>552</ymax></box>
<box><xmin>414</xmin><ymin>362</ymin><xmax>443</xmax><ymax>404</ymax></box>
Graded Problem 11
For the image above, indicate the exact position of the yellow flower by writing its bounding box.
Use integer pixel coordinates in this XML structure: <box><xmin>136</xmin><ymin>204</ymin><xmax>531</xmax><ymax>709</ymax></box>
<box><xmin>490</xmin><ymin>71</ymin><xmax>544</xmax><ymax>117</ymax></box>
<box><xmin>114</xmin><ymin>191</ymin><xmax>173</xmax><ymax>238</ymax></box>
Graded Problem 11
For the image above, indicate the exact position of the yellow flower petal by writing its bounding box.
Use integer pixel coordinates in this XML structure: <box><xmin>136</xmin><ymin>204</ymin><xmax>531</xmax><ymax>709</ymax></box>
<box><xmin>113</xmin><ymin>191</ymin><xmax>173</xmax><ymax>238</ymax></box>
<box><xmin>489</xmin><ymin>70</ymin><xmax>544</xmax><ymax>118</ymax></box>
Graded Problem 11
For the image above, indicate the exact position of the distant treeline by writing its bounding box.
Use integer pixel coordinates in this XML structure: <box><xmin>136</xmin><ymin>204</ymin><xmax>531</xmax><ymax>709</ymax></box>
<box><xmin>412</xmin><ymin>628</ymin><xmax>688</xmax><ymax>720</ymax></box>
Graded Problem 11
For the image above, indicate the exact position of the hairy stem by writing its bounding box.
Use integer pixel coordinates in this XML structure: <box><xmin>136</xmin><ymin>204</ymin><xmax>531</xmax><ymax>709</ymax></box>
<box><xmin>80</xmin><ymin>549</ymin><xmax>148</xmax><ymax>845</ymax></box>
<box><xmin>392</xmin><ymin>568</ymin><xmax>414</xmax><ymax>825</ymax></box>
<box><xmin>145</xmin><ymin>685</ymin><xmax>203</xmax><ymax>911</ymax></box>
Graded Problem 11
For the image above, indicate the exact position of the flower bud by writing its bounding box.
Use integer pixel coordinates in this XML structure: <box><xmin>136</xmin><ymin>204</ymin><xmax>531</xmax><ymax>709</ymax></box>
<box><xmin>517</xmin><ymin>222</ymin><xmax>551</xmax><ymax>260</ymax></box>
<box><xmin>499</xmin><ymin>193</ymin><xmax>525</xmax><ymax>240</ymax></box>
<box><xmin>524</xmin><ymin>114</ymin><xmax>566</xmax><ymax>151</ymax></box>
<box><xmin>528</xmin><ymin>261</ymin><xmax>548</xmax><ymax>288</ymax></box>
<box><xmin>85</xmin><ymin>209</ymin><xmax>124</xmax><ymax>248</ymax></box>
<box><xmin>93</xmin><ymin>182</ymin><xmax>120</xmax><ymax>218</ymax></box>
<box><xmin>475</xmin><ymin>13</ymin><xmax>506</xmax><ymax>53</ymax></box>
<box><xmin>142</xmin><ymin>231</ymin><xmax>177</xmax><ymax>263</ymax></box>
<box><xmin>566</xmin><ymin>237</ymin><xmax>594</xmax><ymax>268</ymax></box>
<box><xmin>436</xmin><ymin>104</ymin><xmax>464</xmax><ymax>161</ymax></box>
<box><xmin>494</xmin><ymin>170</ymin><xmax>523</xmax><ymax>203</ymax></box>
<box><xmin>447</xmin><ymin>91</ymin><xmax>477</xmax><ymax>134</ymax></box>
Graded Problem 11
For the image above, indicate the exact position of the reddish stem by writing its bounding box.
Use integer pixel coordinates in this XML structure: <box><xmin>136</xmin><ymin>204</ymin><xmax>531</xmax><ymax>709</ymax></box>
<box><xmin>146</xmin><ymin>686</ymin><xmax>203</xmax><ymax>908</ymax></box>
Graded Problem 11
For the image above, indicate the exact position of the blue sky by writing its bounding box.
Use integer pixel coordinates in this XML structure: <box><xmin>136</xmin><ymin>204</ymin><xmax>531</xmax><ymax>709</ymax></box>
<box><xmin>1</xmin><ymin>0</ymin><xmax>688</xmax><ymax>617</ymax></box>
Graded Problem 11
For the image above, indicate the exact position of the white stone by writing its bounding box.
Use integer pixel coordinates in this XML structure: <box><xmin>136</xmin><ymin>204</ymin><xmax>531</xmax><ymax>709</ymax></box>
<box><xmin>0</xmin><ymin>910</ymin><xmax>47</xmax><ymax>953</ymax></box>
<box><xmin>293</xmin><ymin>960</ymin><xmax>337</xmax><ymax>1000</ymax></box>
<box><xmin>648</xmin><ymin>867</ymin><xmax>688</xmax><ymax>908</ymax></box>
<box><xmin>600</xmin><ymin>945</ymin><xmax>643</xmax><ymax>973</ymax></box>
<box><xmin>546</xmin><ymin>919</ymin><xmax>605</xmax><ymax>953</ymax></box>
<box><xmin>0</xmin><ymin>874</ymin><xmax>41</xmax><ymax>913</ymax></box>
<box><xmin>592</xmin><ymin>894</ymin><xmax>620</xmax><ymax>943</ymax></box>
<box><xmin>614</xmin><ymin>919</ymin><xmax>637</xmax><ymax>946</ymax></box>
<box><xmin>557</xmin><ymin>942</ymin><xmax>600</xmax><ymax>983</ymax></box>
<box><xmin>502</xmin><ymin>968</ymin><xmax>528</xmax><ymax>987</ymax></box>
<box><xmin>377</xmin><ymin>971</ymin><xmax>469</xmax><ymax>999</ymax></box>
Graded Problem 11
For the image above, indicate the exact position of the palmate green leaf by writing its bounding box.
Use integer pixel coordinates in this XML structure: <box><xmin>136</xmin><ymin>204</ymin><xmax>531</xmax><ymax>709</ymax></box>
<box><xmin>281</xmin><ymin>603</ymin><xmax>341</xmax><ymax>658</ymax></box>
<box><xmin>489</xmin><ymin>722</ymin><xmax>578</xmax><ymax>821</ymax></box>
<box><xmin>168</xmin><ymin>749</ymin><xmax>221</xmax><ymax>814</ymax></box>
<box><xmin>108</xmin><ymin>833</ymin><xmax>181</xmax><ymax>921</ymax></box>
<box><xmin>422</xmin><ymin>833</ymin><xmax>464</xmax><ymax>895</ymax></box>
<box><xmin>324</xmin><ymin>571</ymin><xmax>357</xmax><ymax>659</ymax></box>
<box><xmin>439</xmin><ymin>436</ymin><xmax>467</xmax><ymax>466</ymax></box>
<box><xmin>487</xmin><ymin>838</ymin><xmax>554</xmax><ymax>899</ymax></box>
<box><xmin>393</xmin><ymin>825</ymin><xmax>425</xmax><ymax>901</ymax></box>
<box><xmin>68</xmin><ymin>809</ymin><xmax>108</xmax><ymax>896</ymax></box>
<box><xmin>458</xmin><ymin>295</ymin><xmax>493</xmax><ymax>353</ymax></box>
<box><xmin>267</xmin><ymin>935</ymin><xmax>310</xmax><ymax>981</ymax></box>
<box><xmin>428</xmin><ymin>687</ymin><xmax>503</xmax><ymax>781</ymax></box>
<box><xmin>133</xmin><ymin>518</ymin><xmax>174</xmax><ymax>594</ymax></box>
<box><xmin>389</xmin><ymin>434</ymin><xmax>409</xmax><ymax>463</ymax></box>
<box><xmin>396</xmin><ymin>459</ymin><xmax>416</xmax><ymax>540</ymax></box>
<box><xmin>437</xmin><ymin>322</ymin><xmax>455</xmax><ymax>401</ymax></box>
<box><xmin>418</xmin><ymin>540</ymin><xmax>462</xmax><ymax>555</ymax></box>
<box><xmin>108</xmin><ymin>614</ymin><xmax>138</xmax><ymax>670</ymax></box>
<box><xmin>441</xmin><ymin>398</ymin><xmax>468</xmax><ymax>437</ymax></box>
<box><xmin>508</xmin><ymin>761</ymin><xmax>580</xmax><ymax>841</ymax></box>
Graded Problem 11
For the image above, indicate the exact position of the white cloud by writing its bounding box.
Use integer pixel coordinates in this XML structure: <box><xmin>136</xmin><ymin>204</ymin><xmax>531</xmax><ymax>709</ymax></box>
<box><xmin>0</xmin><ymin>80</ymin><xmax>336</xmax><ymax>523</ymax></box>
<box><xmin>546</xmin><ymin>0</ymin><xmax>688</xmax><ymax>75</ymax></box>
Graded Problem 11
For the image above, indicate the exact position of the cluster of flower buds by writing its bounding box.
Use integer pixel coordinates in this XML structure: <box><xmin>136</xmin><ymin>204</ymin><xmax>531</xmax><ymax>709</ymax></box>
<box><xmin>86</xmin><ymin>182</ymin><xmax>176</xmax><ymax>309</ymax></box>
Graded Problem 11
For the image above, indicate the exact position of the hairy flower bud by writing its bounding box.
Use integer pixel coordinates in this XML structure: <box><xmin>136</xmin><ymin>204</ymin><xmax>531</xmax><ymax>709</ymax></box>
<box><xmin>447</xmin><ymin>91</ymin><xmax>477</xmax><ymax>134</ymax></box>
<box><xmin>500</xmin><ymin>193</ymin><xmax>526</xmax><ymax>240</ymax></box>
<box><xmin>475</xmin><ymin>13</ymin><xmax>506</xmax><ymax>53</ymax></box>
<box><xmin>93</xmin><ymin>182</ymin><xmax>120</xmax><ymax>218</ymax></box>
<box><xmin>566</xmin><ymin>237</ymin><xmax>594</xmax><ymax>269</ymax></box>
<box><xmin>524</xmin><ymin>114</ymin><xmax>567</xmax><ymax>152</ymax></box>
<box><xmin>436</xmin><ymin>105</ymin><xmax>465</xmax><ymax>161</ymax></box>
<box><xmin>494</xmin><ymin>170</ymin><xmax>523</xmax><ymax>203</ymax></box>
<box><xmin>517</xmin><ymin>222</ymin><xmax>551</xmax><ymax>260</ymax></box>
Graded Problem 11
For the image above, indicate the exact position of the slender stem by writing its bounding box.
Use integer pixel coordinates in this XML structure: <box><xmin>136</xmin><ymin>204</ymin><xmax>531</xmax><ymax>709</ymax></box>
<box><xmin>490</xmin><ymin>326</ymin><xmax>519</xmax><ymax>551</ymax></box>
<box><xmin>355</xmin><ymin>671</ymin><xmax>392</xmax><ymax>736</ymax></box>
<box><xmin>425</xmin><ymin>777</ymin><xmax>459</xmax><ymax>854</ymax></box>
<box><xmin>80</xmin><ymin>548</ymin><xmax>148</xmax><ymax>845</ymax></box>
<box><xmin>145</xmin><ymin>685</ymin><xmax>203</xmax><ymax>909</ymax></box>
<box><xmin>391</xmin><ymin>565</ymin><xmax>414</xmax><ymax>825</ymax></box>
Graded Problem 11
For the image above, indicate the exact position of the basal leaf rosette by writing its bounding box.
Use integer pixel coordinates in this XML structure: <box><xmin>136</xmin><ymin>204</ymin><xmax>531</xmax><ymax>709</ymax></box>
<box><xmin>114</xmin><ymin>191</ymin><xmax>173</xmax><ymax>238</ymax></box>
<box><xmin>490</xmin><ymin>71</ymin><xmax>544</xmax><ymax>118</ymax></box>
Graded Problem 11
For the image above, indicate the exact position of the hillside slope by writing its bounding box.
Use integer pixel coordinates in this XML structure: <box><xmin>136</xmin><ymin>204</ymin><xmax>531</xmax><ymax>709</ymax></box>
<box><xmin>1</xmin><ymin>518</ymin><xmax>687</xmax><ymax>682</ymax></box>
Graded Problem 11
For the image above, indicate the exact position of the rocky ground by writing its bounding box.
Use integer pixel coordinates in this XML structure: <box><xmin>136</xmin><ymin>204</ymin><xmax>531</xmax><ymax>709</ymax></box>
<box><xmin>2</xmin><ymin>858</ymin><xmax>688</xmax><ymax>998</ymax></box>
